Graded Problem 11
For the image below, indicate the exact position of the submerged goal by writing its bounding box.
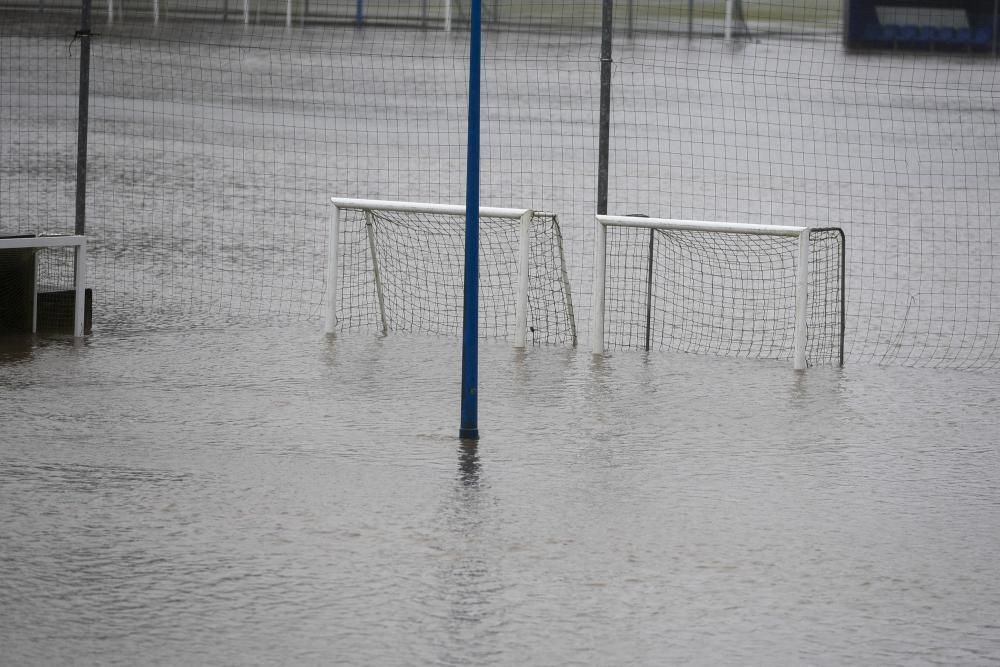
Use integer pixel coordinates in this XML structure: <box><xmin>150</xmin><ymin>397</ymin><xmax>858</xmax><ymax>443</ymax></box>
<box><xmin>326</xmin><ymin>198</ymin><xmax>576</xmax><ymax>348</ymax></box>
<box><xmin>591</xmin><ymin>215</ymin><xmax>845</xmax><ymax>369</ymax></box>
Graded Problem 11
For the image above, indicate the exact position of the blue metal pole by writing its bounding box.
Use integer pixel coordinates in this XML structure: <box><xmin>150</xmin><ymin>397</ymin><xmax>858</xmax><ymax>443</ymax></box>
<box><xmin>355</xmin><ymin>0</ymin><xmax>363</xmax><ymax>28</ymax></box>
<box><xmin>460</xmin><ymin>0</ymin><xmax>482</xmax><ymax>440</ymax></box>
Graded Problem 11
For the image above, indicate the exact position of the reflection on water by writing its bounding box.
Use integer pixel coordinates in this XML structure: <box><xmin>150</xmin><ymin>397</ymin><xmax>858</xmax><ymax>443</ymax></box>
<box><xmin>1</xmin><ymin>324</ymin><xmax>999</xmax><ymax>665</ymax></box>
<box><xmin>433</xmin><ymin>440</ymin><xmax>505</xmax><ymax>666</ymax></box>
<box><xmin>0</xmin><ymin>334</ymin><xmax>34</xmax><ymax>365</ymax></box>
<box><xmin>458</xmin><ymin>440</ymin><xmax>481</xmax><ymax>489</ymax></box>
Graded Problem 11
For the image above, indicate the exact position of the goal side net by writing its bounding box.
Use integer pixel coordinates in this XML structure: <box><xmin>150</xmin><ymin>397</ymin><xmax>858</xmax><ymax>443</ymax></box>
<box><xmin>591</xmin><ymin>216</ymin><xmax>845</xmax><ymax>369</ymax></box>
<box><xmin>326</xmin><ymin>198</ymin><xmax>577</xmax><ymax>348</ymax></box>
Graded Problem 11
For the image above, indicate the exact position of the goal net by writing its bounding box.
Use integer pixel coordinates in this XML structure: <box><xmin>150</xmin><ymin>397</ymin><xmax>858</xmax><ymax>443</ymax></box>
<box><xmin>326</xmin><ymin>199</ymin><xmax>577</xmax><ymax>348</ymax></box>
<box><xmin>591</xmin><ymin>216</ymin><xmax>845</xmax><ymax>368</ymax></box>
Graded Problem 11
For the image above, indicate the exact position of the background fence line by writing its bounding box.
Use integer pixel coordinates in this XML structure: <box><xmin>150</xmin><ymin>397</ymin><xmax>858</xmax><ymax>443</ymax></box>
<box><xmin>2</xmin><ymin>0</ymin><xmax>999</xmax><ymax>370</ymax></box>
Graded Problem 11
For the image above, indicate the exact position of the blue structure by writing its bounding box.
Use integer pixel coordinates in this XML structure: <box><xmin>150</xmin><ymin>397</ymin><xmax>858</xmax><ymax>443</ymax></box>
<box><xmin>845</xmin><ymin>0</ymin><xmax>999</xmax><ymax>53</ymax></box>
<box><xmin>460</xmin><ymin>0</ymin><xmax>482</xmax><ymax>441</ymax></box>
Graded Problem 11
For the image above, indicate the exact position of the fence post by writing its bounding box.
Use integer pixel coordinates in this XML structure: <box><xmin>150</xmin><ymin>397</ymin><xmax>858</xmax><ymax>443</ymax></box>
<box><xmin>597</xmin><ymin>0</ymin><xmax>613</xmax><ymax>217</ymax></box>
<box><xmin>75</xmin><ymin>0</ymin><xmax>91</xmax><ymax>236</ymax></box>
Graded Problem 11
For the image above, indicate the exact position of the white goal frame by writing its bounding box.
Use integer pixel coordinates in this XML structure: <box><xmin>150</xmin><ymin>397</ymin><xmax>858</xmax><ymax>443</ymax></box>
<box><xmin>0</xmin><ymin>234</ymin><xmax>87</xmax><ymax>339</ymax></box>
<box><xmin>326</xmin><ymin>197</ymin><xmax>576</xmax><ymax>348</ymax></box>
<box><xmin>591</xmin><ymin>215</ymin><xmax>841</xmax><ymax>370</ymax></box>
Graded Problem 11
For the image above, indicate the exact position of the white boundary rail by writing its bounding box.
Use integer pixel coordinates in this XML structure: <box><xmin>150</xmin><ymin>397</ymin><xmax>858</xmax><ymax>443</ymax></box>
<box><xmin>592</xmin><ymin>215</ymin><xmax>814</xmax><ymax>369</ymax></box>
<box><xmin>0</xmin><ymin>234</ymin><xmax>88</xmax><ymax>339</ymax></box>
<box><xmin>328</xmin><ymin>197</ymin><xmax>570</xmax><ymax>348</ymax></box>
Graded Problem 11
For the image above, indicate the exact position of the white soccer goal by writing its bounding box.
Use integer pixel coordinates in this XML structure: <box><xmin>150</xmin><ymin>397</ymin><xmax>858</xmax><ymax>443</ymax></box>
<box><xmin>326</xmin><ymin>198</ymin><xmax>576</xmax><ymax>348</ymax></box>
<box><xmin>591</xmin><ymin>215</ymin><xmax>845</xmax><ymax>369</ymax></box>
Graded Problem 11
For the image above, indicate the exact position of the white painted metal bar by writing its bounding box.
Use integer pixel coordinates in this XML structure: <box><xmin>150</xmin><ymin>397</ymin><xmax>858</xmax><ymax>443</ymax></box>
<box><xmin>285</xmin><ymin>0</ymin><xmax>291</xmax><ymax>28</ymax></box>
<box><xmin>724</xmin><ymin>0</ymin><xmax>734</xmax><ymax>42</ymax></box>
<box><xmin>591</xmin><ymin>216</ymin><xmax>608</xmax><ymax>354</ymax></box>
<box><xmin>0</xmin><ymin>236</ymin><xmax>88</xmax><ymax>250</ymax></box>
<box><xmin>513</xmin><ymin>210</ymin><xmax>531</xmax><ymax>348</ymax></box>
<box><xmin>792</xmin><ymin>231</ymin><xmax>810</xmax><ymax>370</ymax></box>
<box><xmin>324</xmin><ymin>205</ymin><xmax>342</xmax><ymax>333</ymax></box>
<box><xmin>0</xmin><ymin>235</ymin><xmax>87</xmax><ymax>339</ymax></box>
<box><xmin>73</xmin><ymin>242</ymin><xmax>87</xmax><ymax>339</ymax></box>
<box><xmin>243</xmin><ymin>0</ymin><xmax>249</xmax><ymax>25</ymax></box>
<box><xmin>331</xmin><ymin>197</ymin><xmax>528</xmax><ymax>220</ymax></box>
<box><xmin>153</xmin><ymin>0</ymin><xmax>159</xmax><ymax>25</ymax></box>
<box><xmin>31</xmin><ymin>253</ymin><xmax>38</xmax><ymax>334</ymax></box>
<box><xmin>444</xmin><ymin>0</ymin><xmax>452</xmax><ymax>32</ymax></box>
<box><xmin>597</xmin><ymin>214</ymin><xmax>807</xmax><ymax>236</ymax></box>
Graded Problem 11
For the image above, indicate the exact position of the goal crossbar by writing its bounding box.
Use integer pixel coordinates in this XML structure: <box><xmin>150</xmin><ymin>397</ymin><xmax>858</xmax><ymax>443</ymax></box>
<box><xmin>597</xmin><ymin>215</ymin><xmax>808</xmax><ymax>236</ymax></box>
<box><xmin>330</xmin><ymin>197</ymin><xmax>532</xmax><ymax>221</ymax></box>
<box><xmin>592</xmin><ymin>215</ymin><xmax>844</xmax><ymax>369</ymax></box>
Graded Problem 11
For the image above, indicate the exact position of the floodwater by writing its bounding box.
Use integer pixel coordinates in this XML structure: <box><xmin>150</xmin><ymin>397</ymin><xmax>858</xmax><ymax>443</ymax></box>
<box><xmin>2</xmin><ymin>325</ymin><xmax>999</xmax><ymax>665</ymax></box>
<box><xmin>2</xmin><ymin>16</ymin><xmax>1000</xmax><ymax>666</ymax></box>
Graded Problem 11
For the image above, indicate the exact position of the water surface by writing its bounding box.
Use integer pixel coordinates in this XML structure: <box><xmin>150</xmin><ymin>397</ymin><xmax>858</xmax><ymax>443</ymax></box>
<box><xmin>2</xmin><ymin>326</ymin><xmax>998</xmax><ymax>665</ymax></box>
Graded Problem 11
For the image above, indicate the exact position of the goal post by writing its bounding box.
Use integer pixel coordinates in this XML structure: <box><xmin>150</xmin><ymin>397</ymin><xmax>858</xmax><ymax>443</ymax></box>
<box><xmin>722</xmin><ymin>0</ymin><xmax>752</xmax><ymax>42</ymax></box>
<box><xmin>326</xmin><ymin>198</ymin><xmax>577</xmax><ymax>348</ymax></box>
<box><xmin>591</xmin><ymin>215</ymin><xmax>845</xmax><ymax>369</ymax></box>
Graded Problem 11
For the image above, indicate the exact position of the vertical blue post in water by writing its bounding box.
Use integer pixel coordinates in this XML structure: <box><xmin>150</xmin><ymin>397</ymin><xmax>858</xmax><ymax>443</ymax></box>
<box><xmin>460</xmin><ymin>0</ymin><xmax>482</xmax><ymax>440</ymax></box>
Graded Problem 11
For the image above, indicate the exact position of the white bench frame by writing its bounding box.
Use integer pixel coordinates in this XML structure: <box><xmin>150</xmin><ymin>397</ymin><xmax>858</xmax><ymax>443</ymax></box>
<box><xmin>0</xmin><ymin>235</ymin><xmax>87</xmax><ymax>339</ymax></box>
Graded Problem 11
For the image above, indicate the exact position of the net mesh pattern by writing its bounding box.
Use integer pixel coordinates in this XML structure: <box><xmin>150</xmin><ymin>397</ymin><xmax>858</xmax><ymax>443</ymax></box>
<box><xmin>806</xmin><ymin>229</ymin><xmax>846</xmax><ymax>366</ymax></box>
<box><xmin>35</xmin><ymin>245</ymin><xmax>76</xmax><ymax>295</ymax></box>
<box><xmin>333</xmin><ymin>206</ymin><xmax>576</xmax><ymax>346</ymax></box>
<box><xmin>602</xmin><ymin>225</ymin><xmax>844</xmax><ymax>365</ymax></box>
<box><xmin>35</xmin><ymin>244</ymin><xmax>81</xmax><ymax>331</ymax></box>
